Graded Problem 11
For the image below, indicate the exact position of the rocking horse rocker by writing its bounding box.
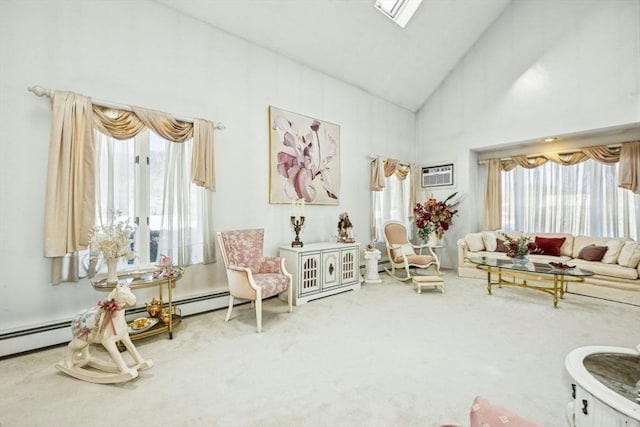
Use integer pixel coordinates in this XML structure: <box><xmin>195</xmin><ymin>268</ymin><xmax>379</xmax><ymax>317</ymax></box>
<box><xmin>55</xmin><ymin>283</ymin><xmax>153</xmax><ymax>384</ymax></box>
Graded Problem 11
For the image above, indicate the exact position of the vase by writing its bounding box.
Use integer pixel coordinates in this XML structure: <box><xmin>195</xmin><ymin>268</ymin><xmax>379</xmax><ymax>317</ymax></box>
<box><xmin>510</xmin><ymin>255</ymin><xmax>529</xmax><ymax>265</ymax></box>
<box><xmin>105</xmin><ymin>257</ymin><xmax>119</xmax><ymax>284</ymax></box>
<box><xmin>425</xmin><ymin>232</ymin><xmax>443</xmax><ymax>246</ymax></box>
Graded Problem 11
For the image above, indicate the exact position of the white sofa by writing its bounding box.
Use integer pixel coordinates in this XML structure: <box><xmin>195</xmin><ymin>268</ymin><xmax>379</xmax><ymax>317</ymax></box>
<box><xmin>457</xmin><ymin>231</ymin><xmax>640</xmax><ymax>306</ymax></box>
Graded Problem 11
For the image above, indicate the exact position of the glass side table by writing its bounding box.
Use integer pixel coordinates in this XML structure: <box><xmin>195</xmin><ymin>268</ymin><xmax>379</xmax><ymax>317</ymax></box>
<box><xmin>91</xmin><ymin>268</ymin><xmax>183</xmax><ymax>340</ymax></box>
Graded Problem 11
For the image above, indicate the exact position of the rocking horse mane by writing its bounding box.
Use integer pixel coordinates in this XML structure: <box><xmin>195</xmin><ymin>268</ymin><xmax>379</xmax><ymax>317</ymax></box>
<box><xmin>107</xmin><ymin>283</ymin><xmax>136</xmax><ymax>308</ymax></box>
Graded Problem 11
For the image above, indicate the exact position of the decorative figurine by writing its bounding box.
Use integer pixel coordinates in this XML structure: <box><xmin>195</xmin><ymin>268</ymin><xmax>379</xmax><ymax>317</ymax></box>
<box><xmin>337</xmin><ymin>212</ymin><xmax>355</xmax><ymax>243</ymax></box>
<box><xmin>55</xmin><ymin>283</ymin><xmax>153</xmax><ymax>383</ymax></box>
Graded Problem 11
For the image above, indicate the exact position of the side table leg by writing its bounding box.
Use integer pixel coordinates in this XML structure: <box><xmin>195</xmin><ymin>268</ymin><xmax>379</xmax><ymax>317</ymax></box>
<box><xmin>486</xmin><ymin>270</ymin><xmax>492</xmax><ymax>295</ymax></box>
<box><xmin>168</xmin><ymin>277</ymin><xmax>174</xmax><ymax>339</ymax></box>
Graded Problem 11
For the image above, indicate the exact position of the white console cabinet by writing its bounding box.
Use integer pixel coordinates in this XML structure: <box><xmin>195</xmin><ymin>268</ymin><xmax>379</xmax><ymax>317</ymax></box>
<box><xmin>280</xmin><ymin>242</ymin><xmax>361</xmax><ymax>305</ymax></box>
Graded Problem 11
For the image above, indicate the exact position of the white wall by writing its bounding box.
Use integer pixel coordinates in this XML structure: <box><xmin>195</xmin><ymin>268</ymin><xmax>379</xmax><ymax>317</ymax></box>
<box><xmin>0</xmin><ymin>0</ymin><xmax>415</xmax><ymax>341</ymax></box>
<box><xmin>416</xmin><ymin>0</ymin><xmax>640</xmax><ymax>266</ymax></box>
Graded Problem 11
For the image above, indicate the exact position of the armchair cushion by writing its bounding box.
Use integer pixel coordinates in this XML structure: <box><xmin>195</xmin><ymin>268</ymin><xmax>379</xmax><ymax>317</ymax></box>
<box><xmin>253</xmin><ymin>273</ymin><xmax>289</xmax><ymax>298</ymax></box>
<box><xmin>391</xmin><ymin>243</ymin><xmax>416</xmax><ymax>262</ymax></box>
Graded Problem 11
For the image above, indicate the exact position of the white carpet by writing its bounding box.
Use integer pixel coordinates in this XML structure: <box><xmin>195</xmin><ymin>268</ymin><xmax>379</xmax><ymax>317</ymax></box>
<box><xmin>1</xmin><ymin>272</ymin><xmax>638</xmax><ymax>427</ymax></box>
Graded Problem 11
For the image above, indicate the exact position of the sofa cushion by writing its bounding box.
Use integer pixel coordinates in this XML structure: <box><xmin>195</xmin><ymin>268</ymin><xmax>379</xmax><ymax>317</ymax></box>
<box><xmin>618</xmin><ymin>241</ymin><xmax>640</xmax><ymax>268</ymax></box>
<box><xmin>526</xmin><ymin>232</ymin><xmax>574</xmax><ymax>256</ymax></box>
<box><xmin>577</xmin><ymin>245</ymin><xmax>608</xmax><ymax>262</ymax></box>
<box><xmin>570</xmin><ymin>259</ymin><xmax>639</xmax><ymax>280</ymax></box>
<box><xmin>470</xmin><ymin>396</ymin><xmax>540</xmax><ymax>427</ymax></box>
<box><xmin>496</xmin><ymin>238</ymin><xmax>508</xmax><ymax>252</ymax></box>
<box><xmin>482</xmin><ymin>231</ymin><xmax>498</xmax><ymax>252</ymax></box>
<box><xmin>534</xmin><ymin>236</ymin><xmax>566</xmax><ymax>256</ymax></box>
<box><xmin>465</xmin><ymin>233</ymin><xmax>485</xmax><ymax>252</ymax></box>
<box><xmin>602</xmin><ymin>239</ymin><xmax>625</xmax><ymax>264</ymax></box>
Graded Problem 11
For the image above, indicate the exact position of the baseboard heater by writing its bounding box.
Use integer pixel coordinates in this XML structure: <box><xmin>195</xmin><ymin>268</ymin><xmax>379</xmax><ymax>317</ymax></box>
<box><xmin>0</xmin><ymin>291</ymin><xmax>231</xmax><ymax>359</ymax></box>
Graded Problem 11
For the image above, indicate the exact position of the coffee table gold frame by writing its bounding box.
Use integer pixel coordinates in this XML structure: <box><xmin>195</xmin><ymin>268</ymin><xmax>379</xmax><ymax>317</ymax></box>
<box><xmin>471</xmin><ymin>258</ymin><xmax>594</xmax><ymax>307</ymax></box>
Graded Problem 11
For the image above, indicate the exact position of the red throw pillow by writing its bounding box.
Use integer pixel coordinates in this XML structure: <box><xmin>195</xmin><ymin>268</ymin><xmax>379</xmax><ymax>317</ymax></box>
<box><xmin>578</xmin><ymin>244</ymin><xmax>608</xmax><ymax>261</ymax></box>
<box><xmin>470</xmin><ymin>396</ymin><xmax>541</xmax><ymax>427</ymax></box>
<box><xmin>495</xmin><ymin>238</ymin><xmax>508</xmax><ymax>253</ymax></box>
<box><xmin>534</xmin><ymin>236</ymin><xmax>566</xmax><ymax>256</ymax></box>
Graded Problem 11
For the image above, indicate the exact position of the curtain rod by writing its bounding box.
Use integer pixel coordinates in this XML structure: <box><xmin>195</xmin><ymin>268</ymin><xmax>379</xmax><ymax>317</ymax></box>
<box><xmin>28</xmin><ymin>85</ymin><xmax>226</xmax><ymax>130</ymax></box>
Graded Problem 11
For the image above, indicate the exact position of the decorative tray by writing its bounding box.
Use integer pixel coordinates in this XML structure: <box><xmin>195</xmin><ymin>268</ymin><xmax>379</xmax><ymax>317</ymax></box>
<box><xmin>128</xmin><ymin>317</ymin><xmax>159</xmax><ymax>334</ymax></box>
<box><xmin>548</xmin><ymin>262</ymin><xmax>575</xmax><ymax>270</ymax></box>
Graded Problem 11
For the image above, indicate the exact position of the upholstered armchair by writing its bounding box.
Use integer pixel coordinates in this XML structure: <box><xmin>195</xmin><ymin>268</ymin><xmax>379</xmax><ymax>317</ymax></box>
<box><xmin>216</xmin><ymin>229</ymin><xmax>293</xmax><ymax>332</ymax></box>
<box><xmin>383</xmin><ymin>221</ymin><xmax>441</xmax><ymax>281</ymax></box>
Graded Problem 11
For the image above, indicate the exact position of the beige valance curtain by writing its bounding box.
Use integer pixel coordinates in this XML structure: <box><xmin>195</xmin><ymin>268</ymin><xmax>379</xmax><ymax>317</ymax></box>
<box><xmin>45</xmin><ymin>90</ymin><xmax>217</xmax><ymax>282</ymax></box>
<box><xmin>482</xmin><ymin>142</ymin><xmax>640</xmax><ymax>230</ymax></box>
<box><xmin>370</xmin><ymin>157</ymin><xmax>412</xmax><ymax>188</ymax></box>
<box><xmin>92</xmin><ymin>105</ymin><xmax>216</xmax><ymax>191</ymax></box>
<box><xmin>369</xmin><ymin>156</ymin><xmax>417</xmax><ymax>239</ymax></box>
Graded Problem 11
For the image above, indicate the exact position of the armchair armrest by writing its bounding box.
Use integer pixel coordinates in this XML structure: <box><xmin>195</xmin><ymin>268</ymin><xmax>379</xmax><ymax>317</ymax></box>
<box><xmin>228</xmin><ymin>264</ymin><xmax>251</xmax><ymax>273</ymax></box>
<box><xmin>226</xmin><ymin>264</ymin><xmax>260</xmax><ymax>296</ymax></box>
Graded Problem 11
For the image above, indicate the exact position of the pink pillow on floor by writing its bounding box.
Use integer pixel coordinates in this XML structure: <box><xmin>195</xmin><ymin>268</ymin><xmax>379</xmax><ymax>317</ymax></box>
<box><xmin>470</xmin><ymin>396</ymin><xmax>541</xmax><ymax>427</ymax></box>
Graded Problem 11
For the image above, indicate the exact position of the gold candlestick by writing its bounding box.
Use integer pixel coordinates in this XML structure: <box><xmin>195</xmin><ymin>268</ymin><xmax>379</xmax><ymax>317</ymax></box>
<box><xmin>290</xmin><ymin>216</ymin><xmax>305</xmax><ymax>247</ymax></box>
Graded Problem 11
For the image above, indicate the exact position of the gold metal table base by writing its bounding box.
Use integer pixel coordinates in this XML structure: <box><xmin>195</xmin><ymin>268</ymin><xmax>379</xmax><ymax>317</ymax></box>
<box><xmin>478</xmin><ymin>265</ymin><xmax>585</xmax><ymax>307</ymax></box>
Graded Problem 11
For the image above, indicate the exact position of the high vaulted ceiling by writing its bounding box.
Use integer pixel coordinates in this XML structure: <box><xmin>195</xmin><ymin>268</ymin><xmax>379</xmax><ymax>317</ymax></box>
<box><xmin>155</xmin><ymin>0</ymin><xmax>512</xmax><ymax>112</ymax></box>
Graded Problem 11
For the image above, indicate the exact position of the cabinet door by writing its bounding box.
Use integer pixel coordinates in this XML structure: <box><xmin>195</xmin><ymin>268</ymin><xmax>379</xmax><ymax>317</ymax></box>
<box><xmin>299</xmin><ymin>252</ymin><xmax>321</xmax><ymax>296</ymax></box>
<box><xmin>340</xmin><ymin>248</ymin><xmax>358</xmax><ymax>284</ymax></box>
<box><xmin>322</xmin><ymin>250</ymin><xmax>340</xmax><ymax>290</ymax></box>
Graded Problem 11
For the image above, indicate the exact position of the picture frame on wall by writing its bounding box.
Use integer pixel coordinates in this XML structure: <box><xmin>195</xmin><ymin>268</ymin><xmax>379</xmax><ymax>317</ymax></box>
<box><xmin>268</xmin><ymin>106</ymin><xmax>340</xmax><ymax>205</ymax></box>
<box><xmin>421</xmin><ymin>163</ymin><xmax>454</xmax><ymax>188</ymax></box>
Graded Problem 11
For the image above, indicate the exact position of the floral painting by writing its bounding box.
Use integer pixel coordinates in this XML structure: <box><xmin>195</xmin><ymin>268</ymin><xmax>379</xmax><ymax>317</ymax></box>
<box><xmin>269</xmin><ymin>106</ymin><xmax>340</xmax><ymax>205</ymax></box>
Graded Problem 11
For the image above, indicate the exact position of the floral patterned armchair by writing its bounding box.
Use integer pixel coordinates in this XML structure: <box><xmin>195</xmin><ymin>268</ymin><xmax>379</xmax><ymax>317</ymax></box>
<box><xmin>216</xmin><ymin>229</ymin><xmax>293</xmax><ymax>332</ymax></box>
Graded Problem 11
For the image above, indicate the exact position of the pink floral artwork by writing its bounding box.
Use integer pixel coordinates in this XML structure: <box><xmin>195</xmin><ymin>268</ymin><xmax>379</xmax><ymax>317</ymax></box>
<box><xmin>269</xmin><ymin>106</ymin><xmax>340</xmax><ymax>205</ymax></box>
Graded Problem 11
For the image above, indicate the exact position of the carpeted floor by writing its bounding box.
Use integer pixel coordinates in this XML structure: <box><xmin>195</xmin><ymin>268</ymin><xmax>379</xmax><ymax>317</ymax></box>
<box><xmin>1</xmin><ymin>272</ymin><xmax>638</xmax><ymax>427</ymax></box>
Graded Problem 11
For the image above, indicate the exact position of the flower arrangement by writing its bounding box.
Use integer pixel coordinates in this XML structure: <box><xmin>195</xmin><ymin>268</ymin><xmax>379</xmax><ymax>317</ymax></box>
<box><xmin>501</xmin><ymin>233</ymin><xmax>539</xmax><ymax>258</ymax></box>
<box><xmin>89</xmin><ymin>215</ymin><xmax>136</xmax><ymax>262</ymax></box>
<box><xmin>413</xmin><ymin>192</ymin><xmax>461</xmax><ymax>241</ymax></box>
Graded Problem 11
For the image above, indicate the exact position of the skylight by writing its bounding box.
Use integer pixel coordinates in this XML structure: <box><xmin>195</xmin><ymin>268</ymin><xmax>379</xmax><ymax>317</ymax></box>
<box><xmin>374</xmin><ymin>0</ymin><xmax>423</xmax><ymax>28</ymax></box>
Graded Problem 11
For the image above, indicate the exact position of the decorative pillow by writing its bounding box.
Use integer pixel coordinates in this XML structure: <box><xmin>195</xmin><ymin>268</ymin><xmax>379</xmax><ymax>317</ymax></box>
<box><xmin>391</xmin><ymin>243</ymin><xmax>415</xmax><ymax>261</ymax></box>
<box><xmin>465</xmin><ymin>233</ymin><xmax>485</xmax><ymax>252</ymax></box>
<box><xmin>602</xmin><ymin>239</ymin><xmax>625</xmax><ymax>264</ymax></box>
<box><xmin>470</xmin><ymin>396</ymin><xmax>541</xmax><ymax>427</ymax></box>
<box><xmin>617</xmin><ymin>241</ymin><xmax>640</xmax><ymax>268</ymax></box>
<box><xmin>496</xmin><ymin>238</ymin><xmax>508</xmax><ymax>253</ymax></box>
<box><xmin>577</xmin><ymin>244</ymin><xmax>608</xmax><ymax>262</ymax></box>
<box><xmin>482</xmin><ymin>231</ymin><xmax>498</xmax><ymax>252</ymax></box>
<box><xmin>534</xmin><ymin>236</ymin><xmax>566</xmax><ymax>257</ymax></box>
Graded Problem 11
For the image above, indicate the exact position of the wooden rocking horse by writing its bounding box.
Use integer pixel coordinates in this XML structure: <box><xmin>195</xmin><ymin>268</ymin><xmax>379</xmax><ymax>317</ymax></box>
<box><xmin>55</xmin><ymin>283</ymin><xmax>153</xmax><ymax>383</ymax></box>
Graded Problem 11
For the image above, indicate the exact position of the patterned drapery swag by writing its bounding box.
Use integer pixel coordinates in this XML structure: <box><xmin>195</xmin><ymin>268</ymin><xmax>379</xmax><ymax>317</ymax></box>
<box><xmin>44</xmin><ymin>90</ymin><xmax>217</xmax><ymax>283</ymax></box>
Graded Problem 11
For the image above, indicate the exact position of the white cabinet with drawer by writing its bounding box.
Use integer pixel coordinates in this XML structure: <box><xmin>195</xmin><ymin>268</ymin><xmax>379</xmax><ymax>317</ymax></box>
<box><xmin>280</xmin><ymin>242</ymin><xmax>361</xmax><ymax>305</ymax></box>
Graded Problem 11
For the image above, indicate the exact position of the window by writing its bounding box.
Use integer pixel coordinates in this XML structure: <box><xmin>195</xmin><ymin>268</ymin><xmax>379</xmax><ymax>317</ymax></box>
<box><xmin>372</xmin><ymin>173</ymin><xmax>412</xmax><ymax>242</ymax></box>
<box><xmin>502</xmin><ymin>159</ymin><xmax>640</xmax><ymax>239</ymax></box>
<box><xmin>92</xmin><ymin>130</ymin><xmax>207</xmax><ymax>271</ymax></box>
<box><xmin>374</xmin><ymin>0</ymin><xmax>423</xmax><ymax>28</ymax></box>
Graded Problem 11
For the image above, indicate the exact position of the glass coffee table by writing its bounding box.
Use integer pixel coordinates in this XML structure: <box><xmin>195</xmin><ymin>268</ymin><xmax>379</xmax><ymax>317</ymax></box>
<box><xmin>470</xmin><ymin>257</ymin><xmax>594</xmax><ymax>307</ymax></box>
